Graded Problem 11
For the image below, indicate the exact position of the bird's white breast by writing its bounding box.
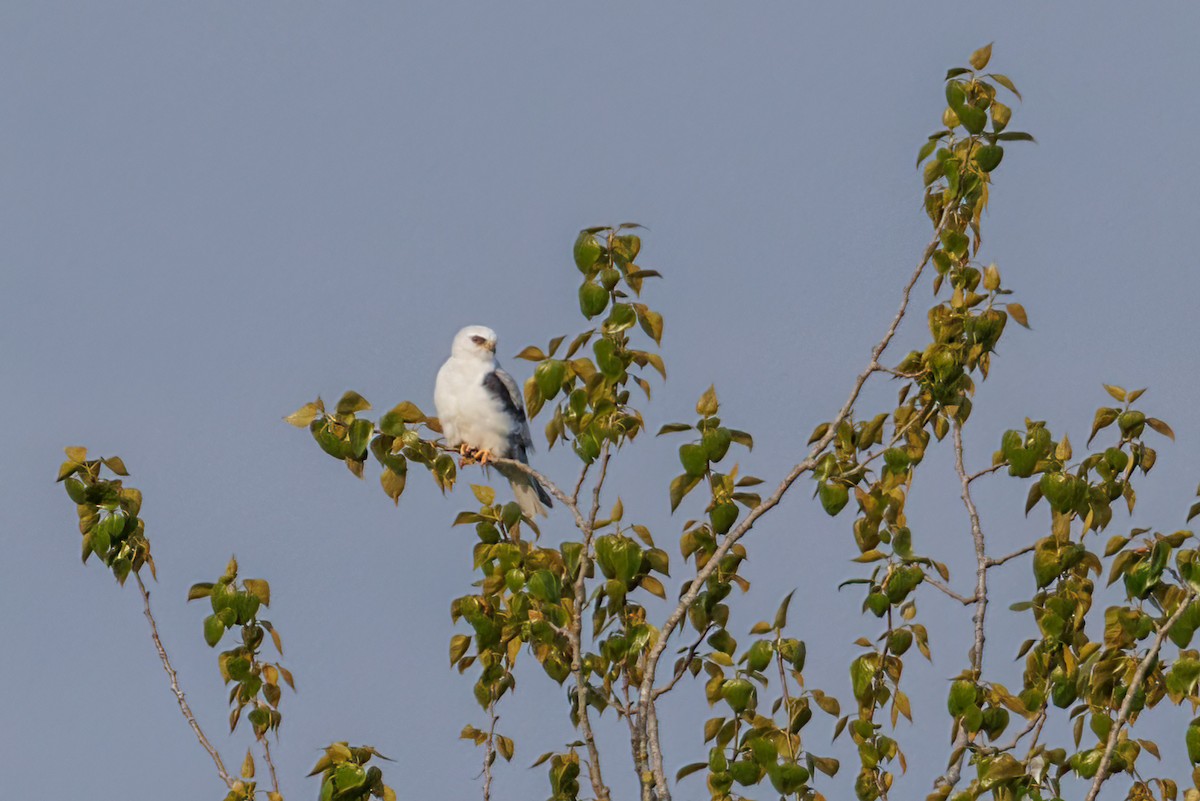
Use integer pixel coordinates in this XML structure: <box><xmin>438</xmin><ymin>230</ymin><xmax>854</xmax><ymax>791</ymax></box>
<box><xmin>434</xmin><ymin>358</ymin><xmax>514</xmax><ymax>456</ymax></box>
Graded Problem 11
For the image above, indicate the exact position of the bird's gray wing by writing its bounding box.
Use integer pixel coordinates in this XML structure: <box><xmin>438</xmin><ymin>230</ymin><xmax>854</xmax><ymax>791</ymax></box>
<box><xmin>482</xmin><ymin>367</ymin><xmax>552</xmax><ymax>513</ymax></box>
<box><xmin>482</xmin><ymin>367</ymin><xmax>533</xmax><ymax>458</ymax></box>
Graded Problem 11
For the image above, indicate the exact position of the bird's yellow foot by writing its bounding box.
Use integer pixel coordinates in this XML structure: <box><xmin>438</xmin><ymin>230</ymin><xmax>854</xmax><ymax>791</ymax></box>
<box><xmin>458</xmin><ymin>444</ymin><xmax>479</xmax><ymax>468</ymax></box>
<box><xmin>476</xmin><ymin>448</ymin><xmax>495</xmax><ymax>466</ymax></box>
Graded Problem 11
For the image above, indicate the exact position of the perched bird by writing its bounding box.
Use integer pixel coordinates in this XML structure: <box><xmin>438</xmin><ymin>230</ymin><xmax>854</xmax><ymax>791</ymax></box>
<box><xmin>434</xmin><ymin>325</ymin><xmax>553</xmax><ymax>518</ymax></box>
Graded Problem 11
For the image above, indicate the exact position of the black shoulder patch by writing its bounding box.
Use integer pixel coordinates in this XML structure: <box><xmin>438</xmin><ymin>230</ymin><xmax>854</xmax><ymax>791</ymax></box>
<box><xmin>483</xmin><ymin>371</ymin><xmax>522</xmax><ymax>419</ymax></box>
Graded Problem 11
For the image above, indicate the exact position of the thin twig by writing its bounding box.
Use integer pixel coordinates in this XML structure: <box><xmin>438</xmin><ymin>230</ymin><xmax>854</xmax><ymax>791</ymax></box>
<box><xmin>967</xmin><ymin>463</ymin><xmax>1005</xmax><ymax>483</ymax></box>
<box><xmin>134</xmin><ymin>572</ymin><xmax>234</xmax><ymax>788</ymax></box>
<box><xmin>634</xmin><ymin>206</ymin><xmax>953</xmax><ymax>800</ymax></box>
<box><xmin>925</xmin><ymin>576</ymin><xmax>976</xmax><ymax>606</ymax></box>
<box><xmin>653</xmin><ymin>625</ymin><xmax>712</xmax><ymax>699</ymax></box>
<box><xmin>1083</xmin><ymin>594</ymin><xmax>1194</xmax><ymax>801</ymax></box>
<box><xmin>1001</xmin><ymin>710</ymin><xmax>1045</xmax><ymax>754</ymax></box>
<box><xmin>985</xmin><ymin>545</ymin><xmax>1035</xmax><ymax>568</ymax></box>
<box><xmin>261</xmin><ymin>737</ymin><xmax>281</xmax><ymax>798</ymax></box>
<box><xmin>572</xmin><ymin>460</ymin><xmax>592</xmax><ymax>506</ymax></box>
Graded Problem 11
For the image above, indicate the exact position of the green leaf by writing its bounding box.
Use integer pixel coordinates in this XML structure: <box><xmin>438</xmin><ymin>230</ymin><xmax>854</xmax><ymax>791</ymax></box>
<box><xmin>614</xmin><ymin>234</ymin><xmax>641</xmax><ymax>263</ymax></box>
<box><xmin>449</xmin><ymin>633</ymin><xmax>470</xmax><ymax>665</ymax></box>
<box><xmin>514</xmin><ymin>345</ymin><xmax>546</xmax><ymax>361</ymax></box>
<box><xmin>948</xmin><ymin>680</ymin><xmax>976</xmax><ymax>716</ymax></box>
<box><xmin>1146</xmin><ymin>418</ymin><xmax>1175</xmax><ymax>441</ymax></box>
<box><xmin>849</xmin><ymin>657</ymin><xmax>873</xmax><ymax>701</ymax></box>
<box><xmin>380</xmin><ymin>467</ymin><xmax>406</xmax><ymax>504</ymax></box>
<box><xmin>916</xmin><ymin>139</ymin><xmax>938</xmax><ymax>167</ymax></box>
<box><xmin>679</xmin><ymin>443</ymin><xmax>708</xmax><ymax>477</ymax></box>
<box><xmin>203</xmin><ymin>614</ymin><xmax>225</xmax><ymax>647</ymax></box>
<box><xmin>187</xmin><ymin>583</ymin><xmax>214</xmax><ymax>601</ymax></box>
<box><xmin>102</xmin><ymin>456</ymin><xmax>129</xmax><ymax>476</ymax></box>
<box><xmin>774</xmin><ymin>590</ymin><xmax>795</xmax><ymax>630</ymax></box>
<box><xmin>527</xmin><ymin>570</ymin><xmax>562</xmax><ymax>602</ymax></box>
<box><xmin>535</xmin><ymin>360</ymin><xmax>566</xmax><ymax>400</ymax></box>
<box><xmin>1006</xmin><ymin>303</ymin><xmax>1030</xmax><ymax>328</ymax></box>
<box><xmin>957</xmin><ymin>105</ymin><xmax>987</xmax><ymax>135</ymax></box>
<box><xmin>579</xmin><ymin>282</ymin><xmax>609</xmax><ymax>318</ymax></box>
<box><xmin>1033</xmin><ymin>542</ymin><xmax>1060</xmax><ymax>588</ymax></box>
<box><xmin>657</xmin><ymin>423</ymin><xmax>691</xmax><ymax>436</ymax></box>
<box><xmin>946</xmin><ymin>81</ymin><xmax>967</xmax><ymax>111</ymax></box>
<box><xmin>65</xmin><ymin>477</ymin><xmax>88</xmax><ymax>504</ymax></box>
<box><xmin>669</xmin><ymin>473</ymin><xmax>700</xmax><ymax>513</ymax></box>
<box><xmin>336</xmin><ymin>391</ymin><xmax>371</xmax><ymax>415</ymax></box>
<box><xmin>974</xmin><ymin>145</ymin><xmax>1004</xmax><ymax>172</ymax></box>
<box><xmin>635</xmin><ymin>305</ymin><xmax>664</xmax><ymax>345</ymax></box>
<box><xmin>1088</xmin><ymin>407</ymin><xmax>1119</xmax><ymax>445</ymax></box>
<box><xmin>990</xmin><ymin>73</ymin><xmax>1022</xmax><ymax>100</ymax></box>
<box><xmin>1188</xmin><ymin>722</ymin><xmax>1200</xmax><ymax>763</ymax></box>
<box><xmin>991</xmin><ymin>100</ymin><xmax>1011</xmax><ymax>132</ymax></box>
<box><xmin>818</xmin><ymin>482</ymin><xmax>849</xmax><ymax>516</ymax></box>
<box><xmin>593</xmin><ymin>337</ymin><xmax>624</xmax><ymax>379</ymax></box>
<box><xmin>573</xmin><ymin>231</ymin><xmax>602</xmax><ymax>273</ymax></box>
<box><xmin>380</xmin><ymin>402</ymin><xmax>424</xmax><ymax>435</ymax></box>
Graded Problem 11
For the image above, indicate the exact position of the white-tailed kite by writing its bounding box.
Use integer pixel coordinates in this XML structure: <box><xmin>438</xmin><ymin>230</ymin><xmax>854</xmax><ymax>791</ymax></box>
<box><xmin>434</xmin><ymin>325</ymin><xmax>553</xmax><ymax>519</ymax></box>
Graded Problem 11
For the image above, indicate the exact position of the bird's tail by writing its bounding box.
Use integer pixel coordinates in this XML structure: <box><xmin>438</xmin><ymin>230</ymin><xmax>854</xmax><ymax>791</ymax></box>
<box><xmin>496</xmin><ymin>464</ymin><xmax>552</xmax><ymax>519</ymax></box>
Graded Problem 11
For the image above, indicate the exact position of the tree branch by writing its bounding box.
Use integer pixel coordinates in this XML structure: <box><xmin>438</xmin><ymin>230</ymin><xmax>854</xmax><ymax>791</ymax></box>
<box><xmin>932</xmin><ymin>424</ymin><xmax>992</xmax><ymax>796</ymax></box>
<box><xmin>954</xmin><ymin>423</ymin><xmax>990</xmax><ymax>675</ymax></box>
<box><xmin>134</xmin><ymin>572</ymin><xmax>234</xmax><ymax>788</ymax></box>
<box><xmin>482</xmin><ymin>701</ymin><xmax>497</xmax><ymax>801</ymax></box>
<box><xmin>1083</xmin><ymin>593</ymin><xmax>1194</xmax><ymax>801</ymax></box>
<box><xmin>571</xmin><ymin>448</ymin><xmax>613</xmax><ymax>801</ymax></box>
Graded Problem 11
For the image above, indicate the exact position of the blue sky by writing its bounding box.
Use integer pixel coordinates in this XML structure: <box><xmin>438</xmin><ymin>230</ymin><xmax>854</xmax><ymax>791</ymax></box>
<box><xmin>4</xmin><ymin>3</ymin><xmax>1200</xmax><ymax>799</ymax></box>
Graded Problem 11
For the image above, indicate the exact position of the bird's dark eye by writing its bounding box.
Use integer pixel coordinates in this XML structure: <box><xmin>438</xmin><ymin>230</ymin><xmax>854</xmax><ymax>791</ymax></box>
<box><xmin>471</xmin><ymin>335</ymin><xmax>486</xmax><ymax>345</ymax></box>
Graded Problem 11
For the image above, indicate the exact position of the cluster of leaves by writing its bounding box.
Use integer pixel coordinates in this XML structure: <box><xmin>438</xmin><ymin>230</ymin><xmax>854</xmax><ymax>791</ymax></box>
<box><xmin>449</xmin><ymin>484</ymin><xmax>556</xmax><ymax>719</ymax></box>
<box><xmin>515</xmin><ymin>223</ymin><xmax>665</xmax><ymax>460</ymax></box>
<box><xmin>287</xmin><ymin>392</ymin><xmax>454</xmax><ymax>505</ymax></box>
<box><xmin>675</xmin><ymin>591</ymin><xmax>841</xmax><ymax>800</ymax></box>
<box><xmin>57</xmin><ymin>447</ymin><xmax>152</xmax><ymax>584</ymax></box>
<box><xmin>307</xmin><ymin>743</ymin><xmax>397</xmax><ymax>801</ymax></box>
<box><xmin>952</xmin><ymin>389</ymin><xmax>1195</xmax><ymax>800</ymax></box>
<box><xmin>188</xmin><ymin>558</ymin><xmax>293</xmax><ymax>740</ymax></box>
<box><xmin>657</xmin><ymin>390</ymin><xmax>849</xmax><ymax>799</ymax></box>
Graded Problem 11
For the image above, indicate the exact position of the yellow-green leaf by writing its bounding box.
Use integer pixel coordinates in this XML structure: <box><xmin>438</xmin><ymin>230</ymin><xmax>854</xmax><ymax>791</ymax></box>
<box><xmin>969</xmin><ymin>43</ymin><xmax>992</xmax><ymax>71</ymax></box>
<box><xmin>1007</xmin><ymin>303</ymin><xmax>1029</xmax><ymax>328</ymax></box>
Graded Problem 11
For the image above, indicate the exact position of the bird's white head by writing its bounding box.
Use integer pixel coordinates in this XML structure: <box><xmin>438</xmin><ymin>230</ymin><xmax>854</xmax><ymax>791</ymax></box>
<box><xmin>450</xmin><ymin>325</ymin><xmax>498</xmax><ymax>362</ymax></box>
